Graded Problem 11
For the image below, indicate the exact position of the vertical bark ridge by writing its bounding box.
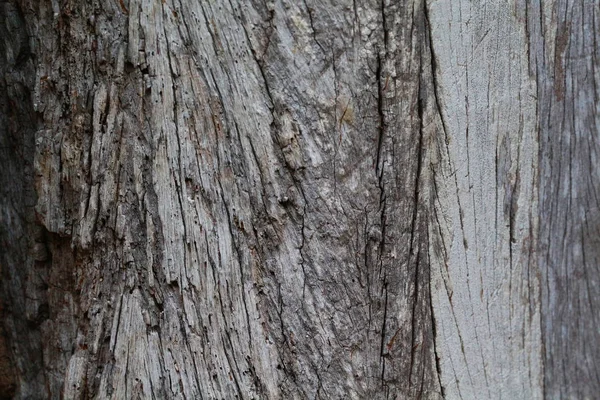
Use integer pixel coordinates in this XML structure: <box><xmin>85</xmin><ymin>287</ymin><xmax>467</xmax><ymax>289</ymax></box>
<box><xmin>526</xmin><ymin>1</ymin><xmax>600</xmax><ymax>398</ymax></box>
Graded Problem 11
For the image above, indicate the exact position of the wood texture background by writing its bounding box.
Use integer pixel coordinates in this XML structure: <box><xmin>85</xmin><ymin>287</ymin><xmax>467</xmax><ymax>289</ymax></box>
<box><xmin>0</xmin><ymin>0</ymin><xmax>598</xmax><ymax>398</ymax></box>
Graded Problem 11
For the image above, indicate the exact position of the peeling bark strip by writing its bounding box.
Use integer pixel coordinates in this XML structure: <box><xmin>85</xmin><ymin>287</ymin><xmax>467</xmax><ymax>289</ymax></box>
<box><xmin>0</xmin><ymin>0</ymin><xmax>597</xmax><ymax>399</ymax></box>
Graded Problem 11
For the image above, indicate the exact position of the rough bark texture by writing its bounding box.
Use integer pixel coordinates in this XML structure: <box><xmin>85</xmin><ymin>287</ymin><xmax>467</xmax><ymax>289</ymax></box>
<box><xmin>0</xmin><ymin>0</ymin><xmax>597</xmax><ymax>399</ymax></box>
<box><xmin>528</xmin><ymin>1</ymin><xmax>600</xmax><ymax>399</ymax></box>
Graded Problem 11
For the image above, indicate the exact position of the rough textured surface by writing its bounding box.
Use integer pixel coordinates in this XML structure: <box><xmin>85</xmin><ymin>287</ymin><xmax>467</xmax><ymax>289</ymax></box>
<box><xmin>0</xmin><ymin>0</ymin><xmax>598</xmax><ymax>399</ymax></box>
<box><xmin>527</xmin><ymin>1</ymin><xmax>600</xmax><ymax>399</ymax></box>
<box><xmin>0</xmin><ymin>3</ymin><xmax>43</xmax><ymax>398</ymax></box>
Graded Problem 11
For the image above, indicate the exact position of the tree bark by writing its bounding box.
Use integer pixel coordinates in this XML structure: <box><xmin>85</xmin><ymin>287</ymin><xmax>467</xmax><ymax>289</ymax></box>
<box><xmin>0</xmin><ymin>0</ymin><xmax>597</xmax><ymax>399</ymax></box>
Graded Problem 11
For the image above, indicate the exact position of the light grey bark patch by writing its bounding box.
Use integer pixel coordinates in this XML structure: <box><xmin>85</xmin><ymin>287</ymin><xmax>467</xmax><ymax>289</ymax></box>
<box><xmin>427</xmin><ymin>0</ymin><xmax>542</xmax><ymax>398</ymax></box>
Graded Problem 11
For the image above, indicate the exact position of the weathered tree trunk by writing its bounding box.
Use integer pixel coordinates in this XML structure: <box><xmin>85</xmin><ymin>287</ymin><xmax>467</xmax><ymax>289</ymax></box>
<box><xmin>0</xmin><ymin>0</ymin><xmax>598</xmax><ymax>398</ymax></box>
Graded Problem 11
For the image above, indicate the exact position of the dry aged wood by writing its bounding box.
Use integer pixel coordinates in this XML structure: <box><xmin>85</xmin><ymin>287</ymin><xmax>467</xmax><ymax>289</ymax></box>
<box><xmin>0</xmin><ymin>0</ymin><xmax>597</xmax><ymax>398</ymax></box>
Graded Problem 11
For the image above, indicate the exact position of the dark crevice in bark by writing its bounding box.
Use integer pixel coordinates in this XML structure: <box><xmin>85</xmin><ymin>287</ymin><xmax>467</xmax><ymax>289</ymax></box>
<box><xmin>379</xmin><ymin>282</ymin><xmax>389</xmax><ymax>384</ymax></box>
<box><xmin>429</xmin><ymin>289</ymin><xmax>444</xmax><ymax>399</ymax></box>
<box><xmin>236</xmin><ymin>1</ymin><xmax>275</xmax><ymax>112</ymax></box>
<box><xmin>302</xmin><ymin>0</ymin><xmax>325</xmax><ymax>55</ymax></box>
<box><xmin>374</xmin><ymin>45</ymin><xmax>391</xmax><ymax>389</ymax></box>
<box><xmin>422</xmin><ymin>2</ymin><xmax>449</xmax><ymax>150</ymax></box>
<box><xmin>380</xmin><ymin>0</ymin><xmax>389</xmax><ymax>52</ymax></box>
<box><xmin>298</xmin><ymin>200</ymin><xmax>308</xmax><ymax>300</ymax></box>
<box><xmin>375</xmin><ymin>53</ymin><xmax>386</xmax><ymax>180</ymax></box>
<box><xmin>422</xmin><ymin>2</ymin><xmax>445</xmax><ymax>398</ymax></box>
<box><xmin>408</xmin><ymin>79</ymin><xmax>425</xmax><ymax>388</ymax></box>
